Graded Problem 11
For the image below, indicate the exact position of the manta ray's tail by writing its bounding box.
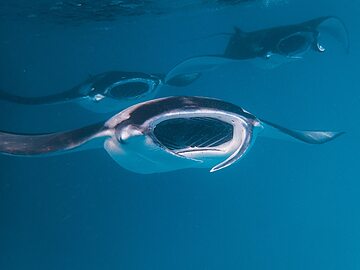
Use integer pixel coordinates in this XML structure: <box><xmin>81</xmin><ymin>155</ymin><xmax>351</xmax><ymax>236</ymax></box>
<box><xmin>0</xmin><ymin>122</ymin><xmax>106</xmax><ymax>156</ymax></box>
<box><xmin>0</xmin><ymin>87</ymin><xmax>83</xmax><ymax>106</ymax></box>
<box><xmin>260</xmin><ymin>119</ymin><xmax>344</xmax><ymax>144</ymax></box>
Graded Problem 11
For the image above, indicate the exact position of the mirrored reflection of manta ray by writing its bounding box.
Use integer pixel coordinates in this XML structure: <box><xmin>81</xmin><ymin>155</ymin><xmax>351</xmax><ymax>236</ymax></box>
<box><xmin>166</xmin><ymin>16</ymin><xmax>350</xmax><ymax>82</ymax></box>
<box><xmin>3</xmin><ymin>0</ymin><xmax>258</xmax><ymax>25</ymax></box>
<box><xmin>0</xmin><ymin>71</ymin><xmax>200</xmax><ymax>113</ymax></box>
<box><xmin>0</xmin><ymin>96</ymin><xmax>344</xmax><ymax>174</ymax></box>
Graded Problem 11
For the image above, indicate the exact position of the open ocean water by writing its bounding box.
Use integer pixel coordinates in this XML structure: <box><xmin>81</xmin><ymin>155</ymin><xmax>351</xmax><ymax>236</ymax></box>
<box><xmin>0</xmin><ymin>1</ymin><xmax>359</xmax><ymax>269</ymax></box>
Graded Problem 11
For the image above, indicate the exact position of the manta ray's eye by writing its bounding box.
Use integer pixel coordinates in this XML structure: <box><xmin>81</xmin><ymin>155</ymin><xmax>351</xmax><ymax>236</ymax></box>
<box><xmin>153</xmin><ymin>117</ymin><xmax>234</xmax><ymax>151</ymax></box>
<box><xmin>107</xmin><ymin>78</ymin><xmax>158</xmax><ymax>100</ymax></box>
<box><xmin>277</xmin><ymin>32</ymin><xmax>312</xmax><ymax>56</ymax></box>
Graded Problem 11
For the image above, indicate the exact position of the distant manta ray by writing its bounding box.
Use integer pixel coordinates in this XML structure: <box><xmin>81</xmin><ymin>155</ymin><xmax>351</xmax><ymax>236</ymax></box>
<box><xmin>165</xmin><ymin>16</ymin><xmax>350</xmax><ymax>81</ymax></box>
<box><xmin>0</xmin><ymin>96</ymin><xmax>343</xmax><ymax>174</ymax></box>
<box><xmin>0</xmin><ymin>70</ymin><xmax>200</xmax><ymax>113</ymax></box>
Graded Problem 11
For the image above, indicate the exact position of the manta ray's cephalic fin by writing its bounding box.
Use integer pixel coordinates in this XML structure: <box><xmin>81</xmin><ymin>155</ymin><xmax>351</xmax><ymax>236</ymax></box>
<box><xmin>310</xmin><ymin>16</ymin><xmax>350</xmax><ymax>53</ymax></box>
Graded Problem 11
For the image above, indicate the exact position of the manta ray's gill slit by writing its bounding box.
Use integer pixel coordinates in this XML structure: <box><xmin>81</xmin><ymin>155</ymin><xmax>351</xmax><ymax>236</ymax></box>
<box><xmin>196</xmin><ymin>128</ymin><xmax>228</xmax><ymax>147</ymax></box>
<box><xmin>155</xmin><ymin>135</ymin><xmax>179</xmax><ymax>150</ymax></box>
<box><xmin>174</xmin><ymin>118</ymin><xmax>225</xmax><ymax>148</ymax></box>
<box><xmin>185</xmin><ymin>119</ymin><xmax>216</xmax><ymax>147</ymax></box>
<box><xmin>153</xmin><ymin>117</ymin><xmax>234</xmax><ymax>151</ymax></box>
<box><xmin>194</xmin><ymin>118</ymin><xmax>234</xmax><ymax>147</ymax></box>
<box><xmin>206</xmin><ymin>131</ymin><xmax>234</xmax><ymax>148</ymax></box>
<box><xmin>188</xmin><ymin>118</ymin><xmax>233</xmax><ymax>148</ymax></box>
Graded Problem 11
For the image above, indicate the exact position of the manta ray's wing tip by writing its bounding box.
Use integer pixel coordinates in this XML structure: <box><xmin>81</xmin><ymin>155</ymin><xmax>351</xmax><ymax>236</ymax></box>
<box><xmin>326</xmin><ymin>130</ymin><xmax>346</xmax><ymax>141</ymax></box>
<box><xmin>302</xmin><ymin>130</ymin><xmax>345</xmax><ymax>144</ymax></box>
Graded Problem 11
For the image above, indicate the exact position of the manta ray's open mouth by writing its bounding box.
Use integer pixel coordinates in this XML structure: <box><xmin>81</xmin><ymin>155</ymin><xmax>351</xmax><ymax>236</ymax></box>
<box><xmin>277</xmin><ymin>32</ymin><xmax>313</xmax><ymax>56</ymax></box>
<box><xmin>107</xmin><ymin>78</ymin><xmax>158</xmax><ymax>100</ymax></box>
<box><xmin>153</xmin><ymin>117</ymin><xmax>234</xmax><ymax>151</ymax></box>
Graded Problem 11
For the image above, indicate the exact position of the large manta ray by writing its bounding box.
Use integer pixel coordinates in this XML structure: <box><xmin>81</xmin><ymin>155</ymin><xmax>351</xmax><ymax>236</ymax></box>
<box><xmin>0</xmin><ymin>96</ymin><xmax>343</xmax><ymax>174</ymax></box>
<box><xmin>166</xmin><ymin>16</ymin><xmax>349</xmax><ymax>81</ymax></box>
<box><xmin>0</xmin><ymin>71</ymin><xmax>200</xmax><ymax>113</ymax></box>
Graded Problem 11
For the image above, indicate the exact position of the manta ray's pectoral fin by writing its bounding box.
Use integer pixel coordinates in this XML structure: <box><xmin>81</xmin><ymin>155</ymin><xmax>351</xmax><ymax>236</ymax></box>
<box><xmin>0</xmin><ymin>122</ymin><xmax>107</xmax><ymax>156</ymax></box>
<box><xmin>260</xmin><ymin>119</ymin><xmax>344</xmax><ymax>144</ymax></box>
<box><xmin>0</xmin><ymin>85</ymin><xmax>85</xmax><ymax>106</ymax></box>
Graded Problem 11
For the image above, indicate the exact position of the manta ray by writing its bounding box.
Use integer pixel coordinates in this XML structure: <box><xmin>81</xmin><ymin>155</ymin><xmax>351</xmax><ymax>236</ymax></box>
<box><xmin>223</xmin><ymin>15</ymin><xmax>349</xmax><ymax>59</ymax></box>
<box><xmin>0</xmin><ymin>96</ymin><xmax>343</xmax><ymax>174</ymax></box>
<box><xmin>0</xmin><ymin>71</ymin><xmax>200</xmax><ymax>113</ymax></box>
<box><xmin>165</xmin><ymin>16</ymin><xmax>349</xmax><ymax>81</ymax></box>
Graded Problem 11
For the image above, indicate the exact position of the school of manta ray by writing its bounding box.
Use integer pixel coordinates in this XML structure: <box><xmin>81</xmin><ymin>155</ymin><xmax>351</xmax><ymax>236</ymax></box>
<box><xmin>0</xmin><ymin>15</ymin><xmax>349</xmax><ymax>174</ymax></box>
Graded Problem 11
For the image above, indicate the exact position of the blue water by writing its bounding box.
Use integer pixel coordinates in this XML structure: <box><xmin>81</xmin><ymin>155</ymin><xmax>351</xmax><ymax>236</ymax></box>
<box><xmin>1</xmin><ymin>1</ymin><xmax>359</xmax><ymax>269</ymax></box>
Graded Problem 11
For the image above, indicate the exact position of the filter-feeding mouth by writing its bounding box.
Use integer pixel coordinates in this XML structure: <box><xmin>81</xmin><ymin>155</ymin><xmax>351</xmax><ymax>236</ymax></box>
<box><xmin>276</xmin><ymin>31</ymin><xmax>314</xmax><ymax>57</ymax></box>
<box><xmin>105</xmin><ymin>78</ymin><xmax>159</xmax><ymax>100</ymax></box>
<box><xmin>153</xmin><ymin>116</ymin><xmax>234</xmax><ymax>151</ymax></box>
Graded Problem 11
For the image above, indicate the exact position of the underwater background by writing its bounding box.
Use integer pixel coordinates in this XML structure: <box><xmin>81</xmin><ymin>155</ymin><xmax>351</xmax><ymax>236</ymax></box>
<box><xmin>0</xmin><ymin>0</ymin><xmax>359</xmax><ymax>269</ymax></box>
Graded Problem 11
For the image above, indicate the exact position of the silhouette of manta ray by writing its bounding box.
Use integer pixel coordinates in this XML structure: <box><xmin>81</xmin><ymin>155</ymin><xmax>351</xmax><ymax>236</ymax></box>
<box><xmin>165</xmin><ymin>16</ymin><xmax>349</xmax><ymax>82</ymax></box>
<box><xmin>223</xmin><ymin>16</ymin><xmax>349</xmax><ymax>59</ymax></box>
<box><xmin>0</xmin><ymin>96</ymin><xmax>344</xmax><ymax>174</ymax></box>
<box><xmin>0</xmin><ymin>70</ymin><xmax>200</xmax><ymax>113</ymax></box>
